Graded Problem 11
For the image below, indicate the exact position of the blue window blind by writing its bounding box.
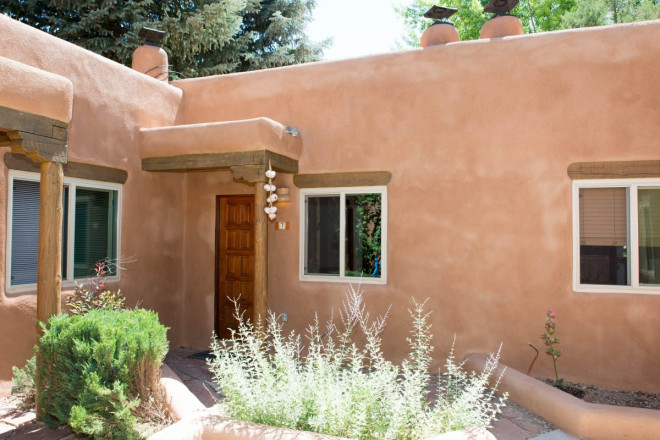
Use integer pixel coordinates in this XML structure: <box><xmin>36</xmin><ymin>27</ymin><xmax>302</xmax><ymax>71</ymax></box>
<box><xmin>11</xmin><ymin>180</ymin><xmax>40</xmax><ymax>286</ymax></box>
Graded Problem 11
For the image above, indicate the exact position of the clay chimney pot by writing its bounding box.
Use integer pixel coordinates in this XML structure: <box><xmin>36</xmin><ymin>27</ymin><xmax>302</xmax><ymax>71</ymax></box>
<box><xmin>421</xmin><ymin>22</ymin><xmax>460</xmax><ymax>47</ymax></box>
<box><xmin>480</xmin><ymin>15</ymin><xmax>523</xmax><ymax>39</ymax></box>
<box><xmin>132</xmin><ymin>27</ymin><xmax>169</xmax><ymax>81</ymax></box>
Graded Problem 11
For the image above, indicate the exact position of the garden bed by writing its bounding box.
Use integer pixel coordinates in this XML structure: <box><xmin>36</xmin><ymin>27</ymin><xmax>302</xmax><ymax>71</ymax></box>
<box><xmin>541</xmin><ymin>379</ymin><xmax>660</xmax><ymax>409</ymax></box>
<box><xmin>466</xmin><ymin>354</ymin><xmax>660</xmax><ymax>440</ymax></box>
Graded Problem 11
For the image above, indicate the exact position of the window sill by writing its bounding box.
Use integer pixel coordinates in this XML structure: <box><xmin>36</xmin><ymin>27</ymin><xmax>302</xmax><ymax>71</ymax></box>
<box><xmin>574</xmin><ymin>284</ymin><xmax>660</xmax><ymax>296</ymax></box>
<box><xmin>300</xmin><ymin>274</ymin><xmax>387</xmax><ymax>285</ymax></box>
<box><xmin>6</xmin><ymin>276</ymin><xmax>121</xmax><ymax>295</ymax></box>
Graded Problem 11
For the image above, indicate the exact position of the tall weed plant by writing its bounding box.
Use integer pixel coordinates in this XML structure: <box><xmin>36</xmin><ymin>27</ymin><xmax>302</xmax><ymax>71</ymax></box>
<box><xmin>209</xmin><ymin>285</ymin><xmax>507</xmax><ymax>439</ymax></box>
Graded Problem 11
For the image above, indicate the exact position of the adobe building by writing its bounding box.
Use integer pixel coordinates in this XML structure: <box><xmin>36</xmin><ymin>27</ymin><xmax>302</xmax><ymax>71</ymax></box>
<box><xmin>0</xmin><ymin>13</ymin><xmax>659</xmax><ymax>397</ymax></box>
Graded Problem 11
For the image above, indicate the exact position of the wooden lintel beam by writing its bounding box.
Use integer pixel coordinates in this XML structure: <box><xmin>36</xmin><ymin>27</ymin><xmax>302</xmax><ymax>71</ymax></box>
<box><xmin>231</xmin><ymin>165</ymin><xmax>267</xmax><ymax>183</ymax></box>
<box><xmin>294</xmin><ymin>171</ymin><xmax>392</xmax><ymax>188</ymax></box>
<box><xmin>0</xmin><ymin>106</ymin><xmax>68</xmax><ymax>140</ymax></box>
<box><xmin>142</xmin><ymin>150</ymin><xmax>299</xmax><ymax>174</ymax></box>
<box><xmin>4</xmin><ymin>153</ymin><xmax>127</xmax><ymax>184</ymax></box>
<box><xmin>8</xmin><ymin>130</ymin><xmax>67</xmax><ymax>164</ymax></box>
<box><xmin>266</xmin><ymin>150</ymin><xmax>298</xmax><ymax>174</ymax></box>
<box><xmin>568</xmin><ymin>160</ymin><xmax>660</xmax><ymax>180</ymax></box>
<box><xmin>142</xmin><ymin>151</ymin><xmax>264</xmax><ymax>171</ymax></box>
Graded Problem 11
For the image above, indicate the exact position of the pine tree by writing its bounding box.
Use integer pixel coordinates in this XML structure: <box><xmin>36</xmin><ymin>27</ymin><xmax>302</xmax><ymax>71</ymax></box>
<box><xmin>217</xmin><ymin>0</ymin><xmax>327</xmax><ymax>73</ymax></box>
<box><xmin>2</xmin><ymin>0</ymin><xmax>327</xmax><ymax>78</ymax></box>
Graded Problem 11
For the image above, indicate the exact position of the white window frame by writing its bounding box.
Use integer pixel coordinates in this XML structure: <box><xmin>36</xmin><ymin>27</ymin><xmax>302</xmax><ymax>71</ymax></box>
<box><xmin>300</xmin><ymin>186</ymin><xmax>387</xmax><ymax>284</ymax></box>
<box><xmin>6</xmin><ymin>170</ymin><xmax>122</xmax><ymax>293</ymax></box>
<box><xmin>573</xmin><ymin>178</ymin><xmax>660</xmax><ymax>295</ymax></box>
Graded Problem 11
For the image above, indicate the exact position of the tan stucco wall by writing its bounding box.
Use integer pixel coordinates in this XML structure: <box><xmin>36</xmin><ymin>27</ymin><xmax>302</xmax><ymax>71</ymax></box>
<box><xmin>0</xmin><ymin>12</ymin><xmax>658</xmax><ymax>397</ymax></box>
<box><xmin>0</xmin><ymin>15</ymin><xmax>185</xmax><ymax>392</ymax></box>
<box><xmin>173</xmin><ymin>21</ymin><xmax>660</xmax><ymax>392</ymax></box>
<box><xmin>0</xmin><ymin>56</ymin><xmax>73</xmax><ymax>123</ymax></box>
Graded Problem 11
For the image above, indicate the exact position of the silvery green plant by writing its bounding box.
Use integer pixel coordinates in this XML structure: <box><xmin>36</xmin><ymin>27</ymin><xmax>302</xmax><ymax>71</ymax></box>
<box><xmin>208</xmin><ymin>285</ymin><xmax>507</xmax><ymax>440</ymax></box>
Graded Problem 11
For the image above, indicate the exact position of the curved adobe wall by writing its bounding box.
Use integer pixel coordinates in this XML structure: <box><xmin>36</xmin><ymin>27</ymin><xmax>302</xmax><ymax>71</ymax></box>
<box><xmin>173</xmin><ymin>21</ymin><xmax>660</xmax><ymax>392</ymax></box>
<box><xmin>0</xmin><ymin>15</ymin><xmax>185</xmax><ymax>393</ymax></box>
<box><xmin>466</xmin><ymin>354</ymin><xmax>660</xmax><ymax>440</ymax></box>
<box><xmin>0</xmin><ymin>56</ymin><xmax>73</xmax><ymax>123</ymax></box>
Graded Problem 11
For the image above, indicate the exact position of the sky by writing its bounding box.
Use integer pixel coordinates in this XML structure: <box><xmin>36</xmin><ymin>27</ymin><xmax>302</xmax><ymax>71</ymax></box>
<box><xmin>307</xmin><ymin>0</ymin><xmax>408</xmax><ymax>61</ymax></box>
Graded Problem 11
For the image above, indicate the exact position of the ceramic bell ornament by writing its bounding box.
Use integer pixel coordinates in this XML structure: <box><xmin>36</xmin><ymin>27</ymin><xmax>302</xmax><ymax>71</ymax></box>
<box><xmin>264</xmin><ymin>161</ymin><xmax>278</xmax><ymax>220</ymax></box>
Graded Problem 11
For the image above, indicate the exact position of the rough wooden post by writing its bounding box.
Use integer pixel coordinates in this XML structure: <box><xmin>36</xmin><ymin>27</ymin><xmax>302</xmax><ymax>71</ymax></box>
<box><xmin>253</xmin><ymin>180</ymin><xmax>268</xmax><ymax>332</ymax></box>
<box><xmin>35</xmin><ymin>160</ymin><xmax>63</xmax><ymax>415</ymax></box>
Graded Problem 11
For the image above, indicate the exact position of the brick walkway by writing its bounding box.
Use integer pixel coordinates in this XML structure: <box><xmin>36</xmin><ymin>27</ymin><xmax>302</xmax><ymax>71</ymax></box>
<box><xmin>0</xmin><ymin>406</ymin><xmax>80</xmax><ymax>439</ymax></box>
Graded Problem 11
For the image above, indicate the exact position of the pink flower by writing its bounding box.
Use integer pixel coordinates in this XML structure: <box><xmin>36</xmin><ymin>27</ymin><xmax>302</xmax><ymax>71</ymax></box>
<box><xmin>547</xmin><ymin>310</ymin><xmax>556</xmax><ymax>318</ymax></box>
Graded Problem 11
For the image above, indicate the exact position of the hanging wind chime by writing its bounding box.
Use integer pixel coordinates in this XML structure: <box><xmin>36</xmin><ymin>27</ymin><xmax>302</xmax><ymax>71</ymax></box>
<box><xmin>263</xmin><ymin>160</ymin><xmax>278</xmax><ymax>220</ymax></box>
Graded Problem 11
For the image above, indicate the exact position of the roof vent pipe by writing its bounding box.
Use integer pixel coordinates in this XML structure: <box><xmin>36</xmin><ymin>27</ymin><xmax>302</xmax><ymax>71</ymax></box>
<box><xmin>131</xmin><ymin>27</ymin><xmax>169</xmax><ymax>81</ymax></box>
<box><xmin>480</xmin><ymin>0</ymin><xmax>523</xmax><ymax>39</ymax></box>
<box><xmin>420</xmin><ymin>6</ymin><xmax>460</xmax><ymax>47</ymax></box>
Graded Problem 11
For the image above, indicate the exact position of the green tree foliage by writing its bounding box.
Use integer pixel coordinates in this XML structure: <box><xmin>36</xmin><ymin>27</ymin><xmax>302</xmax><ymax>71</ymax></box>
<box><xmin>561</xmin><ymin>0</ymin><xmax>658</xmax><ymax>28</ymax></box>
<box><xmin>349</xmin><ymin>194</ymin><xmax>382</xmax><ymax>277</ymax></box>
<box><xmin>1</xmin><ymin>0</ymin><xmax>327</xmax><ymax>78</ymax></box>
<box><xmin>395</xmin><ymin>0</ymin><xmax>656</xmax><ymax>45</ymax></box>
<box><xmin>217</xmin><ymin>0</ymin><xmax>328</xmax><ymax>72</ymax></box>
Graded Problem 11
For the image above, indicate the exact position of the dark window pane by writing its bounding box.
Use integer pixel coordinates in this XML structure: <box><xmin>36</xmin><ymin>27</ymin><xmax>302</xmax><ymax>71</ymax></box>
<box><xmin>345</xmin><ymin>194</ymin><xmax>382</xmax><ymax>278</ymax></box>
<box><xmin>305</xmin><ymin>196</ymin><xmax>339</xmax><ymax>275</ymax></box>
<box><xmin>62</xmin><ymin>186</ymin><xmax>69</xmax><ymax>279</ymax></box>
<box><xmin>579</xmin><ymin>187</ymin><xmax>628</xmax><ymax>285</ymax></box>
<box><xmin>74</xmin><ymin>188</ymin><xmax>117</xmax><ymax>278</ymax></box>
<box><xmin>638</xmin><ymin>188</ymin><xmax>660</xmax><ymax>286</ymax></box>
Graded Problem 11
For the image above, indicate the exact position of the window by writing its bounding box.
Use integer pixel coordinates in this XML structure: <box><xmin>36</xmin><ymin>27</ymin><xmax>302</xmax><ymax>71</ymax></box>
<box><xmin>301</xmin><ymin>187</ymin><xmax>387</xmax><ymax>283</ymax></box>
<box><xmin>573</xmin><ymin>179</ymin><xmax>660</xmax><ymax>294</ymax></box>
<box><xmin>7</xmin><ymin>171</ymin><xmax>121</xmax><ymax>291</ymax></box>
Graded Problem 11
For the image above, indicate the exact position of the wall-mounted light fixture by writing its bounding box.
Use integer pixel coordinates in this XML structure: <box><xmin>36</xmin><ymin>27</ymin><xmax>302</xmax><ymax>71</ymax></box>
<box><xmin>276</xmin><ymin>187</ymin><xmax>292</xmax><ymax>203</ymax></box>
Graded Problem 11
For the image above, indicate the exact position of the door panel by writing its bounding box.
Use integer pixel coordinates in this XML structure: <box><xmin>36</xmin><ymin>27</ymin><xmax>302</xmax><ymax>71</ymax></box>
<box><xmin>216</xmin><ymin>195</ymin><xmax>255</xmax><ymax>339</ymax></box>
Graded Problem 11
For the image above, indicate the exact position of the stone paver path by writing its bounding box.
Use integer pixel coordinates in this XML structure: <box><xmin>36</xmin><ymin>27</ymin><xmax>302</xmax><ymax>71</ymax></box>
<box><xmin>0</xmin><ymin>347</ymin><xmax>558</xmax><ymax>440</ymax></box>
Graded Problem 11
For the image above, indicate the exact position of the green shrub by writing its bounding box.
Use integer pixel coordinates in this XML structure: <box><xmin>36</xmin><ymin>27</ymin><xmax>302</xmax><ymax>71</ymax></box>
<box><xmin>37</xmin><ymin>309</ymin><xmax>169</xmax><ymax>439</ymax></box>
<box><xmin>209</xmin><ymin>286</ymin><xmax>507</xmax><ymax>440</ymax></box>
<box><xmin>11</xmin><ymin>355</ymin><xmax>36</xmax><ymax>407</ymax></box>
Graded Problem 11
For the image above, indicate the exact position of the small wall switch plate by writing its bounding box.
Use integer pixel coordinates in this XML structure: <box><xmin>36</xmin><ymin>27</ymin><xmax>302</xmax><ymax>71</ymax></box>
<box><xmin>277</xmin><ymin>221</ymin><xmax>289</xmax><ymax>230</ymax></box>
<box><xmin>281</xmin><ymin>313</ymin><xmax>288</xmax><ymax>322</ymax></box>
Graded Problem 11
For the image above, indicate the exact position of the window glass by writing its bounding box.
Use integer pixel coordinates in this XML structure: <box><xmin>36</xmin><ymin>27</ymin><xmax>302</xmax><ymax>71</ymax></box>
<box><xmin>345</xmin><ymin>194</ymin><xmax>382</xmax><ymax>278</ymax></box>
<box><xmin>302</xmin><ymin>188</ymin><xmax>386</xmax><ymax>282</ymax></box>
<box><xmin>578</xmin><ymin>187</ymin><xmax>628</xmax><ymax>286</ymax></box>
<box><xmin>305</xmin><ymin>195</ymin><xmax>340</xmax><ymax>275</ymax></box>
<box><xmin>638</xmin><ymin>188</ymin><xmax>660</xmax><ymax>286</ymax></box>
<box><xmin>8</xmin><ymin>175</ymin><xmax>119</xmax><ymax>288</ymax></box>
<box><xmin>62</xmin><ymin>186</ymin><xmax>69</xmax><ymax>278</ymax></box>
<box><xmin>74</xmin><ymin>188</ymin><xmax>117</xmax><ymax>278</ymax></box>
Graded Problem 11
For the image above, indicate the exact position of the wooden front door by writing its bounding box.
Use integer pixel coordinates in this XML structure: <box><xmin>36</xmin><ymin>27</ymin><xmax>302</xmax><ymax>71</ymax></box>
<box><xmin>216</xmin><ymin>195</ymin><xmax>255</xmax><ymax>339</ymax></box>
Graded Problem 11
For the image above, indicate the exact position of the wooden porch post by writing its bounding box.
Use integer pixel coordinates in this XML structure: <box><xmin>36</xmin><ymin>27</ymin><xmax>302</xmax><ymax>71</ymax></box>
<box><xmin>1</xmin><ymin>107</ymin><xmax>68</xmax><ymax>417</ymax></box>
<box><xmin>37</xmin><ymin>161</ymin><xmax>63</xmax><ymax>332</ymax></box>
<box><xmin>253</xmin><ymin>180</ymin><xmax>268</xmax><ymax>331</ymax></box>
<box><xmin>35</xmin><ymin>161</ymin><xmax>63</xmax><ymax>415</ymax></box>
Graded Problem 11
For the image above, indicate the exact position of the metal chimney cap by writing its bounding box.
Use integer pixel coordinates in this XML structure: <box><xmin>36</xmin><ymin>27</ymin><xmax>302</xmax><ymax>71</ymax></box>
<box><xmin>424</xmin><ymin>5</ymin><xmax>458</xmax><ymax>20</ymax></box>
<box><xmin>138</xmin><ymin>27</ymin><xmax>166</xmax><ymax>46</ymax></box>
<box><xmin>483</xmin><ymin>0</ymin><xmax>519</xmax><ymax>14</ymax></box>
